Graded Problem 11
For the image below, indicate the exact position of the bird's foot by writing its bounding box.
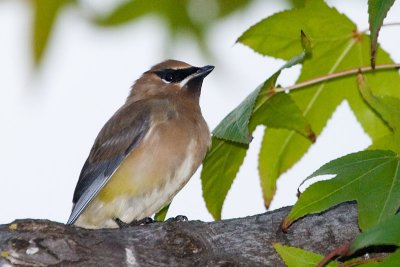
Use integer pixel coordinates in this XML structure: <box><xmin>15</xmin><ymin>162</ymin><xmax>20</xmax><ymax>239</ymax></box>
<box><xmin>166</xmin><ymin>215</ymin><xmax>188</xmax><ymax>222</ymax></box>
<box><xmin>134</xmin><ymin>217</ymin><xmax>154</xmax><ymax>225</ymax></box>
<box><xmin>114</xmin><ymin>217</ymin><xmax>154</xmax><ymax>228</ymax></box>
<box><xmin>114</xmin><ymin>218</ymin><xmax>130</xmax><ymax>228</ymax></box>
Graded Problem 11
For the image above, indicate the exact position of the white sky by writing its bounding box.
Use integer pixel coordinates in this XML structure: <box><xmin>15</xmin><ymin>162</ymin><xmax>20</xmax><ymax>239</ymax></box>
<box><xmin>0</xmin><ymin>0</ymin><xmax>399</xmax><ymax>224</ymax></box>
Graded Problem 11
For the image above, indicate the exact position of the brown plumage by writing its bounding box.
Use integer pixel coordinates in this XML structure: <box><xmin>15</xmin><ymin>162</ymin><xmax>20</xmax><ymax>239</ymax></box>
<box><xmin>67</xmin><ymin>60</ymin><xmax>213</xmax><ymax>229</ymax></box>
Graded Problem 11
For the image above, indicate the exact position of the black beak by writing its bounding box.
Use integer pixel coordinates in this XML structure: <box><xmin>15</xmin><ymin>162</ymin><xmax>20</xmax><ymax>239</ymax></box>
<box><xmin>183</xmin><ymin>65</ymin><xmax>214</xmax><ymax>96</ymax></box>
<box><xmin>195</xmin><ymin>65</ymin><xmax>215</xmax><ymax>79</ymax></box>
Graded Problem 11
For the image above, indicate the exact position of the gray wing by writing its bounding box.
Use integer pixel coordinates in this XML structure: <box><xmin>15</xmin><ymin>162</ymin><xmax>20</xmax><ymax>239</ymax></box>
<box><xmin>67</xmin><ymin>102</ymin><xmax>151</xmax><ymax>225</ymax></box>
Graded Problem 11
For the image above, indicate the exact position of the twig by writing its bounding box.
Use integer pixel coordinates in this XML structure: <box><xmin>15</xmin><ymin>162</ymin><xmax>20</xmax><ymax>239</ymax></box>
<box><xmin>275</xmin><ymin>63</ymin><xmax>400</xmax><ymax>93</ymax></box>
<box><xmin>360</xmin><ymin>22</ymin><xmax>400</xmax><ymax>33</ymax></box>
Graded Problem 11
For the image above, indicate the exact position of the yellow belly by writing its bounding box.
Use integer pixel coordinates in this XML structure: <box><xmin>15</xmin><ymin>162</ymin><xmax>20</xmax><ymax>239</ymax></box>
<box><xmin>74</xmin><ymin>124</ymin><xmax>204</xmax><ymax>229</ymax></box>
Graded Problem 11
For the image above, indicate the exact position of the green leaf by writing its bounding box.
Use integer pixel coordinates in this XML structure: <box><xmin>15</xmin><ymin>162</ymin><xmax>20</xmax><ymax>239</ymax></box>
<box><xmin>94</xmin><ymin>0</ymin><xmax>250</xmax><ymax>56</ymax></box>
<box><xmin>213</xmin><ymin>31</ymin><xmax>312</xmax><ymax>144</ymax></box>
<box><xmin>250</xmin><ymin>92</ymin><xmax>315</xmax><ymax>141</ymax></box>
<box><xmin>95</xmin><ymin>1</ymin><xmax>195</xmax><ymax>28</ymax></box>
<box><xmin>211</xmin><ymin>84</ymin><xmax>267</xmax><ymax>144</ymax></box>
<box><xmin>368</xmin><ymin>0</ymin><xmax>395</xmax><ymax>68</ymax></box>
<box><xmin>379</xmin><ymin>250</ymin><xmax>400</xmax><ymax>266</ymax></box>
<box><xmin>254</xmin><ymin>93</ymin><xmax>314</xmax><ymax>208</ymax></box>
<box><xmin>226</xmin><ymin>85</ymin><xmax>314</xmax><ymax>208</ymax></box>
<box><xmin>214</xmin><ymin>0</ymin><xmax>253</xmax><ymax>18</ymax></box>
<box><xmin>204</xmin><ymin>33</ymin><xmax>314</xmax><ymax>217</ymax></box>
<box><xmin>95</xmin><ymin>0</ymin><xmax>250</xmax><ymax>26</ymax></box>
<box><xmin>154</xmin><ymin>204</ymin><xmax>170</xmax><ymax>221</ymax></box>
<box><xmin>351</xmin><ymin>214</ymin><xmax>400</xmax><ymax>253</ymax></box>
<box><xmin>245</xmin><ymin>0</ymin><xmax>400</xmax><ymax>206</ymax></box>
<box><xmin>273</xmin><ymin>243</ymin><xmax>339</xmax><ymax>267</ymax></box>
<box><xmin>300</xmin><ymin>30</ymin><xmax>312</xmax><ymax>56</ymax></box>
<box><xmin>358</xmin><ymin>73</ymin><xmax>400</xmax><ymax>154</ymax></box>
<box><xmin>283</xmin><ymin>150</ymin><xmax>400</xmax><ymax>231</ymax></box>
<box><xmin>370</xmin><ymin>133</ymin><xmax>400</xmax><ymax>154</ymax></box>
<box><xmin>201</xmin><ymin>138</ymin><xmax>248</xmax><ymax>220</ymax></box>
<box><xmin>355</xmin><ymin>250</ymin><xmax>400</xmax><ymax>266</ymax></box>
<box><xmin>213</xmin><ymin>74</ymin><xmax>306</xmax><ymax>144</ymax></box>
<box><xmin>358</xmin><ymin>73</ymin><xmax>400</xmax><ymax>132</ymax></box>
<box><xmin>290</xmin><ymin>0</ymin><xmax>306</xmax><ymax>8</ymax></box>
<box><xmin>31</xmin><ymin>0</ymin><xmax>72</xmax><ymax>65</ymax></box>
<box><xmin>238</xmin><ymin>0</ymin><xmax>353</xmax><ymax>60</ymax></box>
<box><xmin>356</xmin><ymin>263</ymin><xmax>379</xmax><ymax>267</ymax></box>
<box><xmin>259</xmin><ymin>128</ymin><xmax>308</xmax><ymax>208</ymax></box>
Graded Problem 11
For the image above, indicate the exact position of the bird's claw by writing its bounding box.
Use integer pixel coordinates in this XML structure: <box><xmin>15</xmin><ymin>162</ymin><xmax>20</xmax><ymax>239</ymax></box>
<box><xmin>114</xmin><ymin>217</ymin><xmax>154</xmax><ymax>228</ymax></box>
<box><xmin>114</xmin><ymin>218</ymin><xmax>130</xmax><ymax>228</ymax></box>
<box><xmin>166</xmin><ymin>215</ymin><xmax>188</xmax><ymax>222</ymax></box>
<box><xmin>138</xmin><ymin>217</ymin><xmax>155</xmax><ymax>225</ymax></box>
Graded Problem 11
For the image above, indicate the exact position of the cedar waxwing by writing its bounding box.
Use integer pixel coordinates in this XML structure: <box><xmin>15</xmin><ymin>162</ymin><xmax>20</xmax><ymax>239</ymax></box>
<box><xmin>67</xmin><ymin>60</ymin><xmax>213</xmax><ymax>229</ymax></box>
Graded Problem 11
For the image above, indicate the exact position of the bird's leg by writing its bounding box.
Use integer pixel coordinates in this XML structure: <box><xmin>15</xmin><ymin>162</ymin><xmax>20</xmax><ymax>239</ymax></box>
<box><xmin>114</xmin><ymin>218</ymin><xmax>130</xmax><ymax>228</ymax></box>
<box><xmin>114</xmin><ymin>217</ymin><xmax>154</xmax><ymax>228</ymax></box>
<box><xmin>166</xmin><ymin>215</ymin><xmax>188</xmax><ymax>222</ymax></box>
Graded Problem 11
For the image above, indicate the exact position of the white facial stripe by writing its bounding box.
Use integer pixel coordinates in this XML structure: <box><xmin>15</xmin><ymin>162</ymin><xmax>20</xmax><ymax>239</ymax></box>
<box><xmin>179</xmin><ymin>72</ymin><xmax>201</xmax><ymax>87</ymax></box>
<box><xmin>159</xmin><ymin>67</ymin><xmax>200</xmax><ymax>86</ymax></box>
<box><xmin>160</xmin><ymin>71</ymin><xmax>196</xmax><ymax>86</ymax></box>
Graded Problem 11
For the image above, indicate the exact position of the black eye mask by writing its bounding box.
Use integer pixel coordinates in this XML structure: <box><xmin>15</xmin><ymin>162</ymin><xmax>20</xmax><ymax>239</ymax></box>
<box><xmin>155</xmin><ymin>67</ymin><xmax>200</xmax><ymax>83</ymax></box>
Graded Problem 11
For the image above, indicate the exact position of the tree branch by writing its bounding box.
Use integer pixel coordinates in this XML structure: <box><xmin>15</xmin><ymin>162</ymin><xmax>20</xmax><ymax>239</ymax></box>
<box><xmin>0</xmin><ymin>203</ymin><xmax>362</xmax><ymax>266</ymax></box>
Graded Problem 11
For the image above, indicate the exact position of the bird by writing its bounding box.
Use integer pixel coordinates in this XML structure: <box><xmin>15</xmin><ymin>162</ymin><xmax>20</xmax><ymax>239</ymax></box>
<box><xmin>67</xmin><ymin>60</ymin><xmax>213</xmax><ymax>229</ymax></box>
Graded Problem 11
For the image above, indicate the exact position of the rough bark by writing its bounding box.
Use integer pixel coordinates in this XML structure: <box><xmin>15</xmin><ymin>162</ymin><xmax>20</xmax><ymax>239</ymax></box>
<box><xmin>0</xmin><ymin>202</ymin><xmax>360</xmax><ymax>266</ymax></box>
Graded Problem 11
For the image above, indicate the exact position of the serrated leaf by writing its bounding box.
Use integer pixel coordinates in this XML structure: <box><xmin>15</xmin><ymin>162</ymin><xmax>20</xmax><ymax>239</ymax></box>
<box><xmin>254</xmin><ymin>93</ymin><xmax>314</xmax><ymax>208</ymax></box>
<box><xmin>246</xmin><ymin>0</ymin><xmax>400</xmax><ymax>207</ymax></box>
<box><xmin>212</xmin><ymin>75</ymin><xmax>303</xmax><ymax>144</ymax></box>
<box><xmin>201</xmin><ymin>138</ymin><xmax>248</xmax><ymax>220</ymax></box>
<box><xmin>250</xmin><ymin>92</ymin><xmax>314</xmax><ymax>141</ymax></box>
<box><xmin>368</xmin><ymin>0</ymin><xmax>395</xmax><ymax>68</ymax></box>
<box><xmin>31</xmin><ymin>0</ymin><xmax>72</xmax><ymax>65</ymax></box>
<box><xmin>358</xmin><ymin>73</ymin><xmax>400</xmax><ymax>154</ymax></box>
<box><xmin>212</xmin><ymin>84</ymin><xmax>266</xmax><ymax>143</ymax></box>
<box><xmin>213</xmin><ymin>32</ymin><xmax>312</xmax><ymax>144</ymax></box>
<box><xmin>273</xmin><ymin>243</ymin><xmax>339</xmax><ymax>267</ymax></box>
<box><xmin>238</xmin><ymin>0</ymin><xmax>352</xmax><ymax>60</ymax></box>
<box><xmin>154</xmin><ymin>203</ymin><xmax>170</xmax><ymax>221</ymax></box>
<box><xmin>358</xmin><ymin>73</ymin><xmax>400</xmax><ymax>132</ymax></box>
<box><xmin>221</xmin><ymin>89</ymin><xmax>315</xmax><ymax>208</ymax></box>
<box><xmin>259</xmin><ymin>128</ymin><xmax>309</xmax><ymax>208</ymax></box>
<box><xmin>283</xmin><ymin>150</ymin><xmax>400</xmax><ymax>231</ymax></box>
<box><xmin>351</xmin><ymin>214</ymin><xmax>400</xmax><ymax>253</ymax></box>
<box><xmin>204</xmin><ymin>34</ymin><xmax>314</xmax><ymax>218</ymax></box>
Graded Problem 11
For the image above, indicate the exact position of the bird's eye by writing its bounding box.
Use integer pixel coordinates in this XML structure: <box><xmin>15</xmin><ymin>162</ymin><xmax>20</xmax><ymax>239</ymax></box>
<box><xmin>155</xmin><ymin>69</ymin><xmax>185</xmax><ymax>83</ymax></box>
<box><xmin>164</xmin><ymin>72</ymin><xmax>175</xmax><ymax>82</ymax></box>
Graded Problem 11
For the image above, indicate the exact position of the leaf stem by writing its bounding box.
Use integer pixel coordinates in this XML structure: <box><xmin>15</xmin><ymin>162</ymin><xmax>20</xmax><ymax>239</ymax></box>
<box><xmin>275</xmin><ymin>63</ymin><xmax>400</xmax><ymax>93</ymax></box>
<box><xmin>360</xmin><ymin>22</ymin><xmax>400</xmax><ymax>33</ymax></box>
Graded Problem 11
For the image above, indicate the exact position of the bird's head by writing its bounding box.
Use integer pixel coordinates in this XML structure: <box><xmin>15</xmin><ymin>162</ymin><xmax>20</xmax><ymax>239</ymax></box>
<box><xmin>129</xmin><ymin>60</ymin><xmax>214</xmax><ymax>102</ymax></box>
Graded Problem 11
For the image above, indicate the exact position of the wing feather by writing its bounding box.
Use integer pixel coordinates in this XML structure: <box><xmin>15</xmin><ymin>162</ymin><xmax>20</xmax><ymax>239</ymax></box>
<box><xmin>67</xmin><ymin>101</ymin><xmax>151</xmax><ymax>225</ymax></box>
